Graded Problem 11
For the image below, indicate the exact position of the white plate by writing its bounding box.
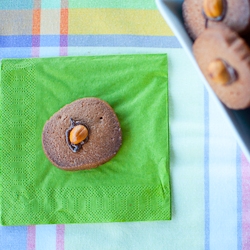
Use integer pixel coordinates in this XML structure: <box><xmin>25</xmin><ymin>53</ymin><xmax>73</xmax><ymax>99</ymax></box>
<box><xmin>156</xmin><ymin>0</ymin><xmax>250</xmax><ymax>162</ymax></box>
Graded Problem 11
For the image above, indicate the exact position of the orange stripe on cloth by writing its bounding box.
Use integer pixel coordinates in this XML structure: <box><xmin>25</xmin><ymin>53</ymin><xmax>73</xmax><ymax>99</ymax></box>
<box><xmin>60</xmin><ymin>8</ymin><xmax>68</xmax><ymax>35</ymax></box>
<box><xmin>32</xmin><ymin>9</ymin><xmax>41</xmax><ymax>35</ymax></box>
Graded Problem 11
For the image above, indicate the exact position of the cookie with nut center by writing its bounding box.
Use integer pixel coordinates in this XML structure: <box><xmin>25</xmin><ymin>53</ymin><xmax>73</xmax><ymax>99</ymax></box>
<box><xmin>42</xmin><ymin>97</ymin><xmax>122</xmax><ymax>170</ymax></box>
<box><xmin>182</xmin><ymin>0</ymin><xmax>250</xmax><ymax>40</ymax></box>
<box><xmin>193</xmin><ymin>24</ymin><xmax>250</xmax><ymax>109</ymax></box>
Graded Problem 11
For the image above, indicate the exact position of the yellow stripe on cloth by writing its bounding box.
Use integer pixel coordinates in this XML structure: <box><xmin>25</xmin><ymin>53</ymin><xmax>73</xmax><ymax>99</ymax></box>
<box><xmin>68</xmin><ymin>9</ymin><xmax>173</xmax><ymax>36</ymax></box>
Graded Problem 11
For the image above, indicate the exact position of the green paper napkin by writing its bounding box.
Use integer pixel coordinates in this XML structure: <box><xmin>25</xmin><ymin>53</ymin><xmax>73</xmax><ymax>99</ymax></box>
<box><xmin>0</xmin><ymin>54</ymin><xmax>170</xmax><ymax>225</ymax></box>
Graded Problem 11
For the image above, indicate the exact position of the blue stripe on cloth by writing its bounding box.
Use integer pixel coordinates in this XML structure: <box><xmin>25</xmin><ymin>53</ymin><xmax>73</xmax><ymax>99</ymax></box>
<box><xmin>204</xmin><ymin>87</ymin><xmax>210</xmax><ymax>250</ymax></box>
<box><xmin>0</xmin><ymin>226</ymin><xmax>27</xmax><ymax>250</ymax></box>
<box><xmin>236</xmin><ymin>145</ymin><xmax>242</xmax><ymax>250</ymax></box>
<box><xmin>40</xmin><ymin>35</ymin><xmax>60</xmax><ymax>47</ymax></box>
<box><xmin>0</xmin><ymin>35</ymin><xmax>32</xmax><ymax>47</ymax></box>
<box><xmin>68</xmin><ymin>35</ymin><xmax>181</xmax><ymax>48</ymax></box>
<box><xmin>0</xmin><ymin>35</ymin><xmax>181</xmax><ymax>48</ymax></box>
<box><xmin>0</xmin><ymin>48</ymin><xmax>32</xmax><ymax>59</ymax></box>
<box><xmin>41</xmin><ymin>0</ymin><xmax>61</xmax><ymax>9</ymax></box>
<box><xmin>0</xmin><ymin>0</ymin><xmax>33</xmax><ymax>10</ymax></box>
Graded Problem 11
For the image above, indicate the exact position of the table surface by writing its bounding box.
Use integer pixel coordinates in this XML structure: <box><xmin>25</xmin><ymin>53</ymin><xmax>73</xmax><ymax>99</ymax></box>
<box><xmin>0</xmin><ymin>0</ymin><xmax>249</xmax><ymax>249</ymax></box>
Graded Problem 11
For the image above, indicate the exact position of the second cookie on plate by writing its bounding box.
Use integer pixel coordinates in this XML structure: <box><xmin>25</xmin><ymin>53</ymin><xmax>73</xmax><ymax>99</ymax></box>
<box><xmin>193</xmin><ymin>24</ymin><xmax>250</xmax><ymax>110</ymax></box>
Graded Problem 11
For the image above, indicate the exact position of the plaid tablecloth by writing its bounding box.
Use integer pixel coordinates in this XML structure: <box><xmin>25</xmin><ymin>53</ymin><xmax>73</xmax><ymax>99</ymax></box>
<box><xmin>0</xmin><ymin>0</ymin><xmax>249</xmax><ymax>249</ymax></box>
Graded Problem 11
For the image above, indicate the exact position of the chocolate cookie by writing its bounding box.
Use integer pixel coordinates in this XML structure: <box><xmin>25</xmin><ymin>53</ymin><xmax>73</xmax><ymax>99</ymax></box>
<box><xmin>193</xmin><ymin>24</ymin><xmax>250</xmax><ymax>109</ymax></box>
<box><xmin>182</xmin><ymin>0</ymin><xmax>250</xmax><ymax>40</ymax></box>
<box><xmin>42</xmin><ymin>98</ymin><xmax>122</xmax><ymax>170</ymax></box>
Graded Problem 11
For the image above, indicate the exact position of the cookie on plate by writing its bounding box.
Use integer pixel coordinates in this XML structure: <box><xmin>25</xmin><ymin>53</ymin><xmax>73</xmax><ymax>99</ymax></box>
<box><xmin>193</xmin><ymin>24</ymin><xmax>250</xmax><ymax>109</ymax></box>
<box><xmin>182</xmin><ymin>0</ymin><xmax>250</xmax><ymax>40</ymax></box>
<box><xmin>42</xmin><ymin>97</ymin><xmax>122</xmax><ymax>171</ymax></box>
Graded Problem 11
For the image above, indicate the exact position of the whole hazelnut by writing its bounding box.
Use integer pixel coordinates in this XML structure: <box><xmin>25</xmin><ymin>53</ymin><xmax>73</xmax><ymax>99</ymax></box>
<box><xmin>69</xmin><ymin>124</ymin><xmax>88</xmax><ymax>145</ymax></box>
<box><xmin>203</xmin><ymin>0</ymin><xmax>224</xmax><ymax>19</ymax></box>
<box><xmin>207</xmin><ymin>58</ymin><xmax>235</xmax><ymax>85</ymax></box>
